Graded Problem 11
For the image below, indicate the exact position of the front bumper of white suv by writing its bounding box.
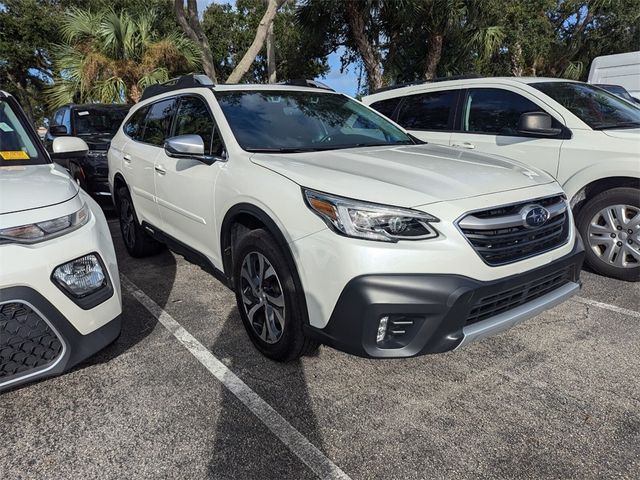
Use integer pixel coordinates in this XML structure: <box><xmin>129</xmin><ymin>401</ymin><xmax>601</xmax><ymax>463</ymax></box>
<box><xmin>293</xmin><ymin>187</ymin><xmax>584</xmax><ymax>358</ymax></box>
<box><xmin>0</xmin><ymin>193</ymin><xmax>122</xmax><ymax>392</ymax></box>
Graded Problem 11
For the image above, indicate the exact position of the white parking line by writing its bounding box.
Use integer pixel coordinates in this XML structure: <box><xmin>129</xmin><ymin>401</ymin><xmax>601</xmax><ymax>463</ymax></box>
<box><xmin>573</xmin><ymin>296</ymin><xmax>640</xmax><ymax>319</ymax></box>
<box><xmin>120</xmin><ymin>275</ymin><xmax>351</xmax><ymax>480</ymax></box>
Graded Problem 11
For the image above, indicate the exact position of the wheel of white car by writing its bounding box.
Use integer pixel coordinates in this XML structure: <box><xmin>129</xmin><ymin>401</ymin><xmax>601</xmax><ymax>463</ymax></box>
<box><xmin>577</xmin><ymin>187</ymin><xmax>640</xmax><ymax>282</ymax></box>
<box><xmin>116</xmin><ymin>186</ymin><xmax>164</xmax><ymax>258</ymax></box>
<box><xmin>233</xmin><ymin>228</ymin><xmax>319</xmax><ymax>361</ymax></box>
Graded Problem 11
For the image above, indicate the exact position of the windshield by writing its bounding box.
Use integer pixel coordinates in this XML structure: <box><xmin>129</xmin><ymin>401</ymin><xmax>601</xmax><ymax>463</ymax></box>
<box><xmin>532</xmin><ymin>82</ymin><xmax>640</xmax><ymax>130</ymax></box>
<box><xmin>73</xmin><ymin>107</ymin><xmax>129</xmax><ymax>135</ymax></box>
<box><xmin>0</xmin><ymin>98</ymin><xmax>47</xmax><ymax>166</ymax></box>
<box><xmin>214</xmin><ymin>90</ymin><xmax>414</xmax><ymax>152</ymax></box>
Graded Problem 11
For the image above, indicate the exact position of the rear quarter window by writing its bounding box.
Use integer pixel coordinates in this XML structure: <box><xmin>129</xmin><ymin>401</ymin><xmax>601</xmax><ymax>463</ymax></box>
<box><xmin>123</xmin><ymin>106</ymin><xmax>149</xmax><ymax>141</ymax></box>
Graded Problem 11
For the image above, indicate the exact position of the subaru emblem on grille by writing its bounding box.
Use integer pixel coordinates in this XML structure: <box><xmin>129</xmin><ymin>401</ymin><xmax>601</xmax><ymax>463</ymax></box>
<box><xmin>521</xmin><ymin>205</ymin><xmax>550</xmax><ymax>228</ymax></box>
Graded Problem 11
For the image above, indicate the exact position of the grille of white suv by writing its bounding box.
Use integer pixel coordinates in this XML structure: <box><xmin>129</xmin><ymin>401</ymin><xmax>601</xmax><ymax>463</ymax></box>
<box><xmin>458</xmin><ymin>195</ymin><xmax>570</xmax><ymax>266</ymax></box>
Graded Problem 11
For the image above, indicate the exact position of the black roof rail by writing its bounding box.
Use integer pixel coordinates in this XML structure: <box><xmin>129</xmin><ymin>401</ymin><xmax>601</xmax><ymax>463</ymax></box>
<box><xmin>140</xmin><ymin>74</ymin><xmax>215</xmax><ymax>101</ymax></box>
<box><xmin>280</xmin><ymin>79</ymin><xmax>335</xmax><ymax>91</ymax></box>
<box><xmin>370</xmin><ymin>74</ymin><xmax>483</xmax><ymax>95</ymax></box>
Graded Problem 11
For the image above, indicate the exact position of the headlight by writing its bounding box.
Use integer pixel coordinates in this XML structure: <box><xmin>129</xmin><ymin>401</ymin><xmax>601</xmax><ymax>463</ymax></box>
<box><xmin>303</xmin><ymin>189</ymin><xmax>439</xmax><ymax>242</ymax></box>
<box><xmin>0</xmin><ymin>203</ymin><xmax>90</xmax><ymax>244</ymax></box>
<box><xmin>52</xmin><ymin>253</ymin><xmax>106</xmax><ymax>298</ymax></box>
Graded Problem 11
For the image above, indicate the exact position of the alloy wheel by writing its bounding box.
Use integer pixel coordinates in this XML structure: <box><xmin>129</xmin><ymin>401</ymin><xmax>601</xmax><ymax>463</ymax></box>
<box><xmin>240</xmin><ymin>251</ymin><xmax>286</xmax><ymax>344</ymax></box>
<box><xmin>587</xmin><ymin>204</ymin><xmax>640</xmax><ymax>268</ymax></box>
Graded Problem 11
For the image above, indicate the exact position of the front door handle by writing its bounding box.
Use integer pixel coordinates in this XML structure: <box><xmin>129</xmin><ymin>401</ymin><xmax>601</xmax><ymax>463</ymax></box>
<box><xmin>452</xmin><ymin>142</ymin><xmax>476</xmax><ymax>150</ymax></box>
<box><xmin>123</xmin><ymin>154</ymin><xmax>132</xmax><ymax>163</ymax></box>
<box><xmin>154</xmin><ymin>165</ymin><xmax>166</xmax><ymax>175</ymax></box>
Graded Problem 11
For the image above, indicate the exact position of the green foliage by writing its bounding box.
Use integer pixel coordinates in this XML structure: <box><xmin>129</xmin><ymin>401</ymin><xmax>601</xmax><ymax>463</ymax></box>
<box><xmin>47</xmin><ymin>7</ymin><xmax>200</xmax><ymax>108</ymax></box>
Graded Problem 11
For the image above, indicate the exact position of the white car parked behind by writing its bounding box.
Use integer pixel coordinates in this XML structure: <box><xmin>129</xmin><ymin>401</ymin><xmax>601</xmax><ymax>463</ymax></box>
<box><xmin>363</xmin><ymin>77</ymin><xmax>640</xmax><ymax>281</ymax></box>
<box><xmin>0</xmin><ymin>91</ymin><xmax>122</xmax><ymax>392</ymax></box>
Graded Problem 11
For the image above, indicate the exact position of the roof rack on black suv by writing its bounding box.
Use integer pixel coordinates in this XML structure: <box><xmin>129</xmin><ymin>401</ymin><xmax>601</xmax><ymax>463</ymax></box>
<box><xmin>140</xmin><ymin>74</ymin><xmax>215</xmax><ymax>101</ymax></box>
<box><xmin>370</xmin><ymin>74</ymin><xmax>483</xmax><ymax>94</ymax></box>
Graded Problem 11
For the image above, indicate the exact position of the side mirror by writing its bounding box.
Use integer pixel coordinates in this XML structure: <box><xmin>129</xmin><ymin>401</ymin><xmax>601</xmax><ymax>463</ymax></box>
<box><xmin>164</xmin><ymin>134</ymin><xmax>215</xmax><ymax>164</ymax></box>
<box><xmin>51</xmin><ymin>136</ymin><xmax>89</xmax><ymax>159</ymax></box>
<box><xmin>49</xmin><ymin>124</ymin><xmax>68</xmax><ymax>136</ymax></box>
<box><xmin>518</xmin><ymin>112</ymin><xmax>561</xmax><ymax>137</ymax></box>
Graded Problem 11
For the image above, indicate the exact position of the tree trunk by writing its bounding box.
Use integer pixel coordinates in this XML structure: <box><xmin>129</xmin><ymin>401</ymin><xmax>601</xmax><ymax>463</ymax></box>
<box><xmin>266</xmin><ymin>20</ymin><xmax>276</xmax><ymax>83</ymax></box>
<box><xmin>174</xmin><ymin>0</ymin><xmax>218</xmax><ymax>83</ymax></box>
<box><xmin>344</xmin><ymin>1</ymin><xmax>383</xmax><ymax>91</ymax></box>
<box><xmin>510</xmin><ymin>41</ymin><xmax>524</xmax><ymax>77</ymax></box>
<box><xmin>226</xmin><ymin>0</ymin><xmax>286</xmax><ymax>84</ymax></box>
<box><xmin>423</xmin><ymin>32</ymin><xmax>443</xmax><ymax>80</ymax></box>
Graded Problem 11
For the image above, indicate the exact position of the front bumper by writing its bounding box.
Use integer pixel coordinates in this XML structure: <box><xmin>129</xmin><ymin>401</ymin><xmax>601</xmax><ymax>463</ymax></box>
<box><xmin>0</xmin><ymin>287</ymin><xmax>121</xmax><ymax>392</ymax></box>
<box><xmin>305</xmin><ymin>238</ymin><xmax>584</xmax><ymax>358</ymax></box>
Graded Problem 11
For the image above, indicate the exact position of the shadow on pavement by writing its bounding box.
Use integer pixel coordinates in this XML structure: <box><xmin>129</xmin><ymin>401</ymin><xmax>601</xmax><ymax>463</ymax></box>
<box><xmin>206</xmin><ymin>308</ymin><xmax>323</xmax><ymax>480</ymax></box>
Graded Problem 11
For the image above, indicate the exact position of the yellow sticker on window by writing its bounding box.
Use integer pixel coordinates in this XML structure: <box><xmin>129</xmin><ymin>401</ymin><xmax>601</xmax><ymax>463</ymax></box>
<box><xmin>0</xmin><ymin>151</ymin><xmax>30</xmax><ymax>160</ymax></box>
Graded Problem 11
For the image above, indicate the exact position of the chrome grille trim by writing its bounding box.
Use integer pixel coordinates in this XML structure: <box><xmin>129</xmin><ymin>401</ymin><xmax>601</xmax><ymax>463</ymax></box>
<box><xmin>457</xmin><ymin>195</ymin><xmax>571</xmax><ymax>266</ymax></box>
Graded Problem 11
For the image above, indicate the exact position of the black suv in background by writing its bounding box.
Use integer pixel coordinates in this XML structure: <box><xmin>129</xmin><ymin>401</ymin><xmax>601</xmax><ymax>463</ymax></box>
<box><xmin>45</xmin><ymin>104</ymin><xmax>130</xmax><ymax>207</ymax></box>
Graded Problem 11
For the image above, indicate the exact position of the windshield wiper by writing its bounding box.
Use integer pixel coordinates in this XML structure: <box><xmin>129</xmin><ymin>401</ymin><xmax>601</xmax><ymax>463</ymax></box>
<box><xmin>594</xmin><ymin>121</ymin><xmax>640</xmax><ymax>130</ymax></box>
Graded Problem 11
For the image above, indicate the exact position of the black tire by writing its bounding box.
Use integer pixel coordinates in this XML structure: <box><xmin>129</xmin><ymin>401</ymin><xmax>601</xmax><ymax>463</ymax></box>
<box><xmin>576</xmin><ymin>187</ymin><xmax>640</xmax><ymax>282</ymax></box>
<box><xmin>233</xmin><ymin>229</ymin><xmax>319</xmax><ymax>361</ymax></box>
<box><xmin>116</xmin><ymin>186</ymin><xmax>164</xmax><ymax>258</ymax></box>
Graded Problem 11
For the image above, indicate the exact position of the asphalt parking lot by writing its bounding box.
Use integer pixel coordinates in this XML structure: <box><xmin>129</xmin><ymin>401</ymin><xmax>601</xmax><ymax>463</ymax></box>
<box><xmin>2</xmin><ymin>219</ymin><xmax>639</xmax><ymax>480</ymax></box>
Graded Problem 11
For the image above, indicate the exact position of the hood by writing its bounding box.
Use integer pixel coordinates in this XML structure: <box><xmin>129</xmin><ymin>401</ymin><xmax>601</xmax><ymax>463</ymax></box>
<box><xmin>251</xmin><ymin>144</ymin><xmax>555</xmax><ymax>207</ymax></box>
<box><xmin>602</xmin><ymin>128</ymin><xmax>640</xmax><ymax>140</ymax></box>
<box><xmin>78</xmin><ymin>133</ymin><xmax>113</xmax><ymax>151</ymax></box>
<box><xmin>0</xmin><ymin>164</ymin><xmax>78</xmax><ymax>215</ymax></box>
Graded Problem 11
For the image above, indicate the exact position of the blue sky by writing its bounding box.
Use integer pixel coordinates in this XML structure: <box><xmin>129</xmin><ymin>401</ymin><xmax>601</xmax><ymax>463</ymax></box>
<box><xmin>197</xmin><ymin>0</ymin><xmax>359</xmax><ymax>95</ymax></box>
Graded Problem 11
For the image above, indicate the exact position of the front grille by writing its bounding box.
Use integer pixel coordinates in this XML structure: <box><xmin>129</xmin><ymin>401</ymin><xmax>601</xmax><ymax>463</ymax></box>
<box><xmin>466</xmin><ymin>266</ymin><xmax>572</xmax><ymax>325</ymax></box>
<box><xmin>0</xmin><ymin>302</ymin><xmax>63</xmax><ymax>380</ymax></box>
<box><xmin>458</xmin><ymin>195</ymin><xmax>570</xmax><ymax>266</ymax></box>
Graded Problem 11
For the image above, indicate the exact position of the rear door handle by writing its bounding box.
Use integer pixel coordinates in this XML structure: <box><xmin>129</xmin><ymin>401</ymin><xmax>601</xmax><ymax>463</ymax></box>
<box><xmin>452</xmin><ymin>142</ymin><xmax>476</xmax><ymax>150</ymax></box>
<box><xmin>154</xmin><ymin>165</ymin><xmax>166</xmax><ymax>175</ymax></box>
<box><xmin>123</xmin><ymin>154</ymin><xmax>132</xmax><ymax>163</ymax></box>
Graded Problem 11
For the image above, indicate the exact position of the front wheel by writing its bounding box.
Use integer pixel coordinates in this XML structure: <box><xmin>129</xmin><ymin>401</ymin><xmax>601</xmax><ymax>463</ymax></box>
<box><xmin>576</xmin><ymin>187</ymin><xmax>640</xmax><ymax>282</ymax></box>
<box><xmin>233</xmin><ymin>229</ymin><xmax>319</xmax><ymax>361</ymax></box>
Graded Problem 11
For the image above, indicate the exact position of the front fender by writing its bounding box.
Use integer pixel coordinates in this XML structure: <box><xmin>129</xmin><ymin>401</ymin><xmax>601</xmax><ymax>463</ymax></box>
<box><xmin>561</xmin><ymin>159</ymin><xmax>640</xmax><ymax>202</ymax></box>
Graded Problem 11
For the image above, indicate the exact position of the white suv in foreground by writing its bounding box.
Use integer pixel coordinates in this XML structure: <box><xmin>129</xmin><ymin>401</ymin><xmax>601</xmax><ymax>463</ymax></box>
<box><xmin>109</xmin><ymin>75</ymin><xmax>584</xmax><ymax>361</ymax></box>
<box><xmin>0</xmin><ymin>92</ymin><xmax>122</xmax><ymax>392</ymax></box>
<box><xmin>363</xmin><ymin>77</ymin><xmax>640</xmax><ymax>281</ymax></box>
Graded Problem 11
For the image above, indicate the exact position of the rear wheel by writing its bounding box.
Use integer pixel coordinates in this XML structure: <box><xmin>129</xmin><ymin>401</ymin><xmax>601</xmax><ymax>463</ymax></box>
<box><xmin>117</xmin><ymin>186</ymin><xmax>164</xmax><ymax>258</ymax></box>
<box><xmin>576</xmin><ymin>187</ymin><xmax>640</xmax><ymax>281</ymax></box>
<box><xmin>233</xmin><ymin>229</ymin><xmax>319</xmax><ymax>361</ymax></box>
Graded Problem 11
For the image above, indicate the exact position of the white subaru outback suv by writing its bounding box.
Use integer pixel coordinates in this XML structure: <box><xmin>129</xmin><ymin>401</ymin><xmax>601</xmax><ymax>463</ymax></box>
<box><xmin>109</xmin><ymin>75</ymin><xmax>584</xmax><ymax>361</ymax></box>
<box><xmin>0</xmin><ymin>91</ymin><xmax>122</xmax><ymax>392</ymax></box>
<box><xmin>363</xmin><ymin>77</ymin><xmax>640</xmax><ymax>281</ymax></box>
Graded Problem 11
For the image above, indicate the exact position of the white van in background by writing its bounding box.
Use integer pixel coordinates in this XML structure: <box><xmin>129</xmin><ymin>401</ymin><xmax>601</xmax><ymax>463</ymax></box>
<box><xmin>588</xmin><ymin>51</ymin><xmax>640</xmax><ymax>101</ymax></box>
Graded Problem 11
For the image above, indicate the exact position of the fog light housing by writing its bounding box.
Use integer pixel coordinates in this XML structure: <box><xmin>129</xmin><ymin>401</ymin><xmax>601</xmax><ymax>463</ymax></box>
<box><xmin>376</xmin><ymin>316</ymin><xmax>389</xmax><ymax>343</ymax></box>
<box><xmin>52</xmin><ymin>253</ymin><xmax>106</xmax><ymax>298</ymax></box>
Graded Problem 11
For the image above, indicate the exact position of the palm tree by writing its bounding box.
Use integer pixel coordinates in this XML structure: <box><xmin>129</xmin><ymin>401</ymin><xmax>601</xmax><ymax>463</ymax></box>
<box><xmin>47</xmin><ymin>8</ymin><xmax>200</xmax><ymax>108</ymax></box>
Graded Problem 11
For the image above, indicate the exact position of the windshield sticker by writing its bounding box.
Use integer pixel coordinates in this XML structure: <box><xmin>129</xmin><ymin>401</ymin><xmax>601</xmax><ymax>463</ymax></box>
<box><xmin>77</xmin><ymin>111</ymin><xmax>90</xmax><ymax>116</ymax></box>
<box><xmin>0</xmin><ymin>150</ymin><xmax>30</xmax><ymax>160</ymax></box>
<box><xmin>0</xmin><ymin>122</ymin><xmax>14</xmax><ymax>132</ymax></box>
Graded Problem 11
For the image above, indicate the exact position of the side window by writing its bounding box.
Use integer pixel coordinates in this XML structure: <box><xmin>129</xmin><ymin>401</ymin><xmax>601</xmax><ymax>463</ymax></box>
<box><xmin>142</xmin><ymin>98</ymin><xmax>176</xmax><ymax>146</ymax></box>
<box><xmin>369</xmin><ymin>97</ymin><xmax>402</xmax><ymax>120</ymax></box>
<box><xmin>173</xmin><ymin>96</ymin><xmax>223</xmax><ymax>156</ymax></box>
<box><xmin>463</xmin><ymin>88</ymin><xmax>544</xmax><ymax>136</ymax></box>
<box><xmin>62</xmin><ymin>108</ymin><xmax>72</xmax><ymax>134</ymax></box>
<box><xmin>123</xmin><ymin>106</ymin><xmax>149</xmax><ymax>141</ymax></box>
<box><xmin>53</xmin><ymin>109</ymin><xmax>64</xmax><ymax>126</ymax></box>
<box><xmin>396</xmin><ymin>90</ymin><xmax>458</xmax><ymax>130</ymax></box>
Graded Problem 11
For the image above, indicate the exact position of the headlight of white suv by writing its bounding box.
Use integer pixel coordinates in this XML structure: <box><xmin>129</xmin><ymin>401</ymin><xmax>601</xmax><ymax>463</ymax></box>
<box><xmin>0</xmin><ymin>203</ymin><xmax>90</xmax><ymax>244</ymax></box>
<box><xmin>303</xmin><ymin>189</ymin><xmax>439</xmax><ymax>242</ymax></box>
